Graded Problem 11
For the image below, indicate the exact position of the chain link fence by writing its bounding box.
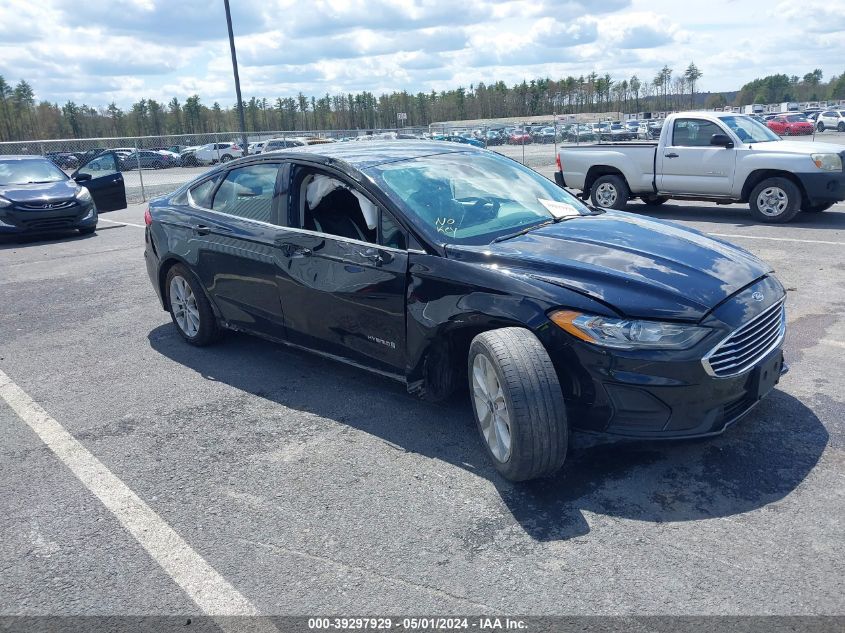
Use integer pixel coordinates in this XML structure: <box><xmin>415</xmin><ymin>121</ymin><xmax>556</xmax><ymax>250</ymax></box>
<box><xmin>0</xmin><ymin>118</ymin><xmax>662</xmax><ymax>204</ymax></box>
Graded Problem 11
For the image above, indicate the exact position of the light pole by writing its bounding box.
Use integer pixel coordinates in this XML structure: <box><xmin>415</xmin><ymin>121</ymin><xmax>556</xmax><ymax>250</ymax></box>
<box><xmin>224</xmin><ymin>0</ymin><xmax>249</xmax><ymax>156</ymax></box>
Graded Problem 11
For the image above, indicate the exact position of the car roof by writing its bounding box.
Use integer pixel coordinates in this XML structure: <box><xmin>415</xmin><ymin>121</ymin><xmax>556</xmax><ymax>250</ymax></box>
<box><xmin>278</xmin><ymin>140</ymin><xmax>473</xmax><ymax>170</ymax></box>
<box><xmin>0</xmin><ymin>155</ymin><xmax>53</xmax><ymax>161</ymax></box>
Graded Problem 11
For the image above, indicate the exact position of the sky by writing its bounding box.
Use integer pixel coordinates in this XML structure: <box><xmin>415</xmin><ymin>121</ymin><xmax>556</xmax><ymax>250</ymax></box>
<box><xmin>0</xmin><ymin>0</ymin><xmax>843</xmax><ymax>109</ymax></box>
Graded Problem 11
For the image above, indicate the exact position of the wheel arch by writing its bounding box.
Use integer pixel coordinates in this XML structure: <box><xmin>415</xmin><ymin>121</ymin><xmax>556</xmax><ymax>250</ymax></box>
<box><xmin>740</xmin><ymin>169</ymin><xmax>807</xmax><ymax>204</ymax></box>
<box><xmin>584</xmin><ymin>165</ymin><xmax>627</xmax><ymax>195</ymax></box>
<box><xmin>157</xmin><ymin>256</ymin><xmax>223</xmax><ymax>320</ymax></box>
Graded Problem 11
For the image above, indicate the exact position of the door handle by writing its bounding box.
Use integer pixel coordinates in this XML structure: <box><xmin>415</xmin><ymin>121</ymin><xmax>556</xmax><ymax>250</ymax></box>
<box><xmin>194</xmin><ymin>224</ymin><xmax>211</xmax><ymax>236</ymax></box>
<box><xmin>664</xmin><ymin>152</ymin><xmax>679</xmax><ymax>158</ymax></box>
<box><xmin>360</xmin><ymin>248</ymin><xmax>392</xmax><ymax>266</ymax></box>
<box><xmin>277</xmin><ymin>242</ymin><xmax>312</xmax><ymax>257</ymax></box>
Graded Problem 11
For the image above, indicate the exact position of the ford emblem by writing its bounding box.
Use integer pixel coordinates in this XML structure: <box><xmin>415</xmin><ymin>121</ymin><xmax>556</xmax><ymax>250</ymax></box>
<box><xmin>751</xmin><ymin>291</ymin><xmax>765</xmax><ymax>302</ymax></box>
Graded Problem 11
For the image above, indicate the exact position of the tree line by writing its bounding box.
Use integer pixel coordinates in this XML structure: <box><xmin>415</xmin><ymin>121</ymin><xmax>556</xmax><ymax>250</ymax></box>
<box><xmin>0</xmin><ymin>63</ymin><xmax>843</xmax><ymax>142</ymax></box>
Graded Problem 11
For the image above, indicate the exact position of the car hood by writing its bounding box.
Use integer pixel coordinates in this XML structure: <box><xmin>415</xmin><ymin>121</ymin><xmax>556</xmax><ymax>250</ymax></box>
<box><xmin>445</xmin><ymin>211</ymin><xmax>772</xmax><ymax>321</ymax></box>
<box><xmin>749</xmin><ymin>139</ymin><xmax>844</xmax><ymax>154</ymax></box>
<box><xmin>0</xmin><ymin>179</ymin><xmax>78</xmax><ymax>203</ymax></box>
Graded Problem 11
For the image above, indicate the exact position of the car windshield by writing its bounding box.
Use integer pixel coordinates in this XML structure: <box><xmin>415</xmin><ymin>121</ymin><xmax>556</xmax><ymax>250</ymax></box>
<box><xmin>0</xmin><ymin>159</ymin><xmax>68</xmax><ymax>185</ymax></box>
<box><xmin>787</xmin><ymin>115</ymin><xmax>808</xmax><ymax>122</ymax></box>
<box><xmin>721</xmin><ymin>115</ymin><xmax>781</xmax><ymax>142</ymax></box>
<box><xmin>366</xmin><ymin>151</ymin><xmax>593</xmax><ymax>246</ymax></box>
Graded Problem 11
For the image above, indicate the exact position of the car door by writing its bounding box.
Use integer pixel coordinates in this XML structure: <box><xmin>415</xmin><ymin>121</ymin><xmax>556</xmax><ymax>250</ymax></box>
<box><xmin>273</xmin><ymin>165</ymin><xmax>409</xmax><ymax>374</ymax></box>
<box><xmin>72</xmin><ymin>152</ymin><xmax>126</xmax><ymax>211</ymax></box>
<box><xmin>188</xmin><ymin>162</ymin><xmax>290</xmax><ymax>339</ymax></box>
<box><xmin>658</xmin><ymin>118</ymin><xmax>738</xmax><ymax>196</ymax></box>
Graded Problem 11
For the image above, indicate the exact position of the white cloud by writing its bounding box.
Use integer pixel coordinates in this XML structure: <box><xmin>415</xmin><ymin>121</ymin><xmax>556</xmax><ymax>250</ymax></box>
<box><xmin>0</xmin><ymin>0</ymin><xmax>841</xmax><ymax>108</ymax></box>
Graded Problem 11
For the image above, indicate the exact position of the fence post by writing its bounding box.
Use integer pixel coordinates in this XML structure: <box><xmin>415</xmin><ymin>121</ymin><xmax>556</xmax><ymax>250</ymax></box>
<box><xmin>135</xmin><ymin>140</ymin><xmax>146</xmax><ymax>202</ymax></box>
<box><xmin>215</xmin><ymin>134</ymin><xmax>221</xmax><ymax>164</ymax></box>
<box><xmin>522</xmin><ymin>122</ymin><xmax>526</xmax><ymax>165</ymax></box>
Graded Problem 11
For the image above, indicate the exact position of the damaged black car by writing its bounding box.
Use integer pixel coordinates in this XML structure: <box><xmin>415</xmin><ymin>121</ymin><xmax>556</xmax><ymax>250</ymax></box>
<box><xmin>144</xmin><ymin>142</ymin><xmax>787</xmax><ymax>481</ymax></box>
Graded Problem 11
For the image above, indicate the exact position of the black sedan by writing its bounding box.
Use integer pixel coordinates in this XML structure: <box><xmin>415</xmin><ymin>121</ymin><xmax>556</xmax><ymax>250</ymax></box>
<box><xmin>0</xmin><ymin>153</ymin><xmax>126</xmax><ymax>236</ymax></box>
<box><xmin>144</xmin><ymin>142</ymin><xmax>786</xmax><ymax>482</ymax></box>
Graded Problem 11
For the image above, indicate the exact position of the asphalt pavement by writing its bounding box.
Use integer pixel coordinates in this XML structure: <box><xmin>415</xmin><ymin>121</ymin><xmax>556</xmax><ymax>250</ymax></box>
<box><xmin>0</xmin><ymin>191</ymin><xmax>843</xmax><ymax>619</ymax></box>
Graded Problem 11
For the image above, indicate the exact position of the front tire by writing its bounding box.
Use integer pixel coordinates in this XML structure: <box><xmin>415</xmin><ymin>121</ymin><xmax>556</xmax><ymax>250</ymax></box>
<box><xmin>590</xmin><ymin>174</ymin><xmax>630</xmax><ymax>210</ymax></box>
<box><xmin>838</xmin><ymin>122</ymin><xmax>845</xmax><ymax>132</ymax></box>
<box><xmin>817</xmin><ymin>122</ymin><xmax>825</xmax><ymax>131</ymax></box>
<box><xmin>78</xmin><ymin>226</ymin><xmax>96</xmax><ymax>235</ymax></box>
<box><xmin>749</xmin><ymin>177</ymin><xmax>802</xmax><ymax>223</ymax></box>
<box><xmin>468</xmin><ymin>328</ymin><xmax>568</xmax><ymax>482</ymax></box>
<box><xmin>165</xmin><ymin>264</ymin><xmax>220</xmax><ymax>346</ymax></box>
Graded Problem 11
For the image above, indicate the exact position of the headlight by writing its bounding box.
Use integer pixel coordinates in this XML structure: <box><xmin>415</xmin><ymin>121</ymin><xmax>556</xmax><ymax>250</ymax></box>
<box><xmin>0</xmin><ymin>195</ymin><xmax>10</xmax><ymax>208</ymax></box>
<box><xmin>811</xmin><ymin>153</ymin><xmax>842</xmax><ymax>172</ymax></box>
<box><xmin>549</xmin><ymin>310</ymin><xmax>709</xmax><ymax>350</ymax></box>
<box><xmin>75</xmin><ymin>187</ymin><xmax>92</xmax><ymax>202</ymax></box>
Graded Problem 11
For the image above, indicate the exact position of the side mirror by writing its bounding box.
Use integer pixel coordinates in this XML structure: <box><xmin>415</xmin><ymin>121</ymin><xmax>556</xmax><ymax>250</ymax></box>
<box><xmin>74</xmin><ymin>172</ymin><xmax>92</xmax><ymax>182</ymax></box>
<box><xmin>710</xmin><ymin>134</ymin><xmax>734</xmax><ymax>148</ymax></box>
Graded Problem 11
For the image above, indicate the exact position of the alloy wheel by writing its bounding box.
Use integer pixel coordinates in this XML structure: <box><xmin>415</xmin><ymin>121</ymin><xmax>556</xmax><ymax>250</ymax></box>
<box><xmin>471</xmin><ymin>354</ymin><xmax>512</xmax><ymax>463</ymax></box>
<box><xmin>756</xmin><ymin>186</ymin><xmax>789</xmax><ymax>217</ymax></box>
<box><xmin>169</xmin><ymin>275</ymin><xmax>200</xmax><ymax>337</ymax></box>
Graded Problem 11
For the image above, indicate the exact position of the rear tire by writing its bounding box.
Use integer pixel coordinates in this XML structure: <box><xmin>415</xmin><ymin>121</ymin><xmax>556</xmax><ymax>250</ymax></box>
<box><xmin>590</xmin><ymin>174</ymin><xmax>630</xmax><ymax>210</ymax></box>
<box><xmin>220</xmin><ymin>154</ymin><xmax>233</xmax><ymax>163</ymax></box>
<box><xmin>165</xmin><ymin>264</ymin><xmax>220</xmax><ymax>346</ymax></box>
<box><xmin>749</xmin><ymin>177</ymin><xmax>802</xmax><ymax>223</ymax></box>
<box><xmin>641</xmin><ymin>195</ymin><xmax>669</xmax><ymax>206</ymax></box>
<box><xmin>802</xmin><ymin>201</ymin><xmax>834</xmax><ymax>213</ymax></box>
<box><xmin>468</xmin><ymin>328</ymin><xmax>568</xmax><ymax>482</ymax></box>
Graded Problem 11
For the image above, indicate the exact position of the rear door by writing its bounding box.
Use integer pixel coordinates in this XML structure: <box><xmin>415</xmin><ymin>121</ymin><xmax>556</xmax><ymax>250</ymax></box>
<box><xmin>189</xmin><ymin>162</ymin><xmax>290</xmax><ymax>338</ymax></box>
<box><xmin>658</xmin><ymin>117</ymin><xmax>737</xmax><ymax>195</ymax></box>
<box><xmin>72</xmin><ymin>152</ymin><xmax>126</xmax><ymax>211</ymax></box>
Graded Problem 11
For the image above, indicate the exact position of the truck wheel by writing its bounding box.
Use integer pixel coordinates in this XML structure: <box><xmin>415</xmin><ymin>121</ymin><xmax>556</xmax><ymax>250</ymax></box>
<box><xmin>590</xmin><ymin>174</ymin><xmax>629</xmax><ymax>210</ymax></box>
<box><xmin>641</xmin><ymin>195</ymin><xmax>669</xmax><ymax>206</ymax></box>
<box><xmin>468</xmin><ymin>328</ymin><xmax>568</xmax><ymax>482</ymax></box>
<box><xmin>802</xmin><ymin>202</ymin><xmax>834</xmax><ymax>213</ymax></box>
<box><xmin>749</xmin><ymin>177</ymin><xmax>802</xmax><ymax>223</ymax></box>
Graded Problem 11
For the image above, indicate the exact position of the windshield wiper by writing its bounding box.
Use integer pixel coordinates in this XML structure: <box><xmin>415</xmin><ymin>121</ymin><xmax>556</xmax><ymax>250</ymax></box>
<box><xmin>492</xmin><ymin>215</ymin><xmax>578</xmax><ymax>243</ymax></box>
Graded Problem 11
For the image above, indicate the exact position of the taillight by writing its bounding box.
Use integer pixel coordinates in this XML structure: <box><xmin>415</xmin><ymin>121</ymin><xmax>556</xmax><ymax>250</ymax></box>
<box><xmin>556</xmin><ymin>154</ymin><xmax>562</xmax><ymax>172</ymax></box>
<box><xmin>144</xmin><ymin>207</ymin><xmax>152</xmax><ymax>226</ymax></box>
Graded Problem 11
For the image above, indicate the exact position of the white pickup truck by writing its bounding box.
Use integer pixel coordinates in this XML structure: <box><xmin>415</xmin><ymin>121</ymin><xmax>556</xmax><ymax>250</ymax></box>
<box><xmin>555</xmin><ymin>111</ymin><xmax>845</xmax><ymax>222</ymax></box>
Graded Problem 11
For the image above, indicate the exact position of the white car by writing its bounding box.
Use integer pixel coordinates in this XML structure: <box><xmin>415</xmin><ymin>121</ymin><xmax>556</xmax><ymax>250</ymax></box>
<box><xmin>188</xmin><ymin>142</ymin><xmax>242</xmax><ymax>165</ymax></box>
<box><xmin>816</xmin><ymin>109</ymin><xmax>845</xmax><ymax>132</ymax></box>
<box><xmin>248</xmin><ymin>141</ymin><xmax>266</xmax><ymax>154</ymax></box>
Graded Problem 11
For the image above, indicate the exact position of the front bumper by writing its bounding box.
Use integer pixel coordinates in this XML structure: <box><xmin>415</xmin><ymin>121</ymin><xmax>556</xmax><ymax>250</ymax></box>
<box><xmin>0</xmin><ymin>201</ymin><xmax>96</xmax><ymax>234</ymax></box>
<box><xmin>795</xmin><ymin>169</ymin><xmax>845</xmax><ymax>205</ymax></box>
<box><xmin>541</xmin><ymin>277</ymin><xmax>788</xmax><ymax>439</ymax></box>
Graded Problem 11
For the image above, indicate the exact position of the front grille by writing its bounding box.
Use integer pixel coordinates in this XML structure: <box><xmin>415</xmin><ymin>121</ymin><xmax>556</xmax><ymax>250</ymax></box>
<box><xmin>19</xmin><ymin>200</ymin><xmax>76</xmax><ymax>210</ymax></box>
<box><xmin>703</xmin><ymin>300</ymin><xmax>785</xmax><ymax>377</ymax></box>
<box><xmin>16</xmin><ymin>215</ymin><xmax>80</xmax><ymax>231</ymax></box>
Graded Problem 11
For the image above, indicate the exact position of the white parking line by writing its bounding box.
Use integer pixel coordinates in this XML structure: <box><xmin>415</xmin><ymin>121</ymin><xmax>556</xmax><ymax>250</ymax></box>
<box><xmin>99</xmin><ymin>217</ymin><xmax>146</xmax><ymax>229</ymax></box>
<box><xmin>0</xmin><ymin>368</ymin><xmax>268</xmax><ymax>624</ymax></box>
<box><xmin>709</xmin><ymin>233</ymin><xmax>845</xmax><ymax>246</ymax></box>
<box><xmin>821</xmin><ymin>339</ymin><xmax>845</xmax><ymax>349</ymax></box>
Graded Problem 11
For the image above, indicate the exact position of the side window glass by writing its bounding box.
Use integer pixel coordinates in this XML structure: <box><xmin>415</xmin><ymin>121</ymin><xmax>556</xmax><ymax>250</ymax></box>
<box><xmin>673</xmin><ymin>119</ymin><xmax>723</xmax><ymax>147</ymax></box>
<box><xmin>211</xmin><ymin>164</ymin><xmax>279</xmax><ymax>222</ymax></box>
<box><xmin>78</xmin><ymin>153</ymin><xmax>117</xmax><ymax>177</ymax></box>
<box><xmin>380</xmin><ymin>209</ymin><xmax>407</xmax><ymax>250</ymax></box>
<box><xmin>188</xmin><ymin>176</ymin><xmax>220</xmax><ymax>208</ymax></box>
<box><xmin>301</xmin><ymin>171</ymin><xmax>377</xmax><ymax>243</ymax></box>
